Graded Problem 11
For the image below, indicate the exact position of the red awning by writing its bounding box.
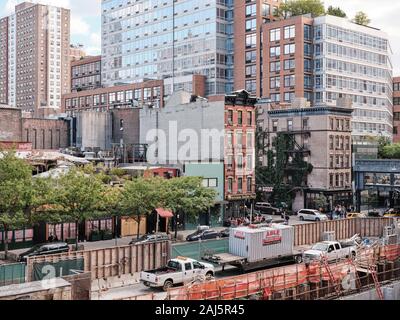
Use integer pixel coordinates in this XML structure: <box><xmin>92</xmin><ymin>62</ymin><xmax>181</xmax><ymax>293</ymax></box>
<box><xmin>156</xmin><ymin>208</ymin><xmax>174</xmax><ymax>218</ymax></box>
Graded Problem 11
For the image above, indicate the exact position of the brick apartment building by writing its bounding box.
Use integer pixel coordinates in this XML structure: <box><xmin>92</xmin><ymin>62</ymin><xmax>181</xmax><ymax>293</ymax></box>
<box><xmin>393</xmin><ymin>77</ymin><xmax>400</xmax><ymax>143</ymax></box>
<box><xmin>0</xmin><ymin>2</ymin><xmax>71</xmax><ymax>117</ymax></box>
<box><xmin>71</xmin><ymin>56</ymin><xmax>102</xmax><ymax>92</ymax></box>
<box><xmin>234</xmin><ymin>0</ymin><xmax>282</xmax><ymax>97</ymax></box>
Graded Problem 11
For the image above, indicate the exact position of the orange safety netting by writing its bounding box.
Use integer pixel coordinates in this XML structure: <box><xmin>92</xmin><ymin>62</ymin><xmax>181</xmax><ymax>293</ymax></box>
<box><xmin>167</xmin><ymin>244</ymin><xmax>400</xmax><ymax>301</ymax></box>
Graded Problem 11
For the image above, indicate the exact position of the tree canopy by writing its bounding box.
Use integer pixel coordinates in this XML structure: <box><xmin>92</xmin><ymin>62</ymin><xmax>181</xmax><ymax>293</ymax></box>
<box><xmin>326</xmin><ymin>6</ymin><xmax>347</xmax><ymax>18</ymax></box>
<box><xmin>353</xmin><ymin>11</ymin><xmax>371</xmax><ymax>26</ymax></box>
<box><xmin>275</xmin><ymin>0</ymin><xmax>326</xmax><ymax>18</ymax></box>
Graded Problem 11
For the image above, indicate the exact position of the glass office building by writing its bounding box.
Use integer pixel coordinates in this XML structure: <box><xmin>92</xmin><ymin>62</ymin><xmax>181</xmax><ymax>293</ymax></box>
<box><xmin>101</xmin><ymin>0</ymin><xmax>234</xmax><ymax>96</ymax></box>
<box><xmin>313</xmin><ymin>16</ymin><xmax>393</xmax><ymax>140</ymax></box>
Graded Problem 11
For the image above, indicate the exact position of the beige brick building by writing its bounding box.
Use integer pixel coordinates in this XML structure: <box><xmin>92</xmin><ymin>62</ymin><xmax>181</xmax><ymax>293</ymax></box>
<box><xmin>257</xmin><ymin>99</ymin><xmax>353</xmax><ymax>212</ymax></box>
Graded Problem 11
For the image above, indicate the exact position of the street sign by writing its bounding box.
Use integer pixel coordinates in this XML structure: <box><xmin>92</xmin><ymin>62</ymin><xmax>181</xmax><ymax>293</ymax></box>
<box><xmin>259</xmin><ymin>187</ymin><xmax>274</xmax><ymax>193</ymax></box>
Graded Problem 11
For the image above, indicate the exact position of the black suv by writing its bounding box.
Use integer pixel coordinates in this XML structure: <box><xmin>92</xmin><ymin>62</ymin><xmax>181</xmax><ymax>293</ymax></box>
<box><xmin>18</xmin><ymin>242</ymin><xmax>70</xmax><ymax>263</ymax></box>
<box><xmin>186</xmin><ymin>230</ymin><xmax>221</xmax><ymax>242</ymax></box>
<box><xmin>255</xmin><ymin>202</ymin><xmax>280</xmax><ymax>215</ymax></box>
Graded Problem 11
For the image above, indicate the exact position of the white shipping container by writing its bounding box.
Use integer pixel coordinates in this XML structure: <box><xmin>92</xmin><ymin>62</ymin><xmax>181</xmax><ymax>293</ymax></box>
<box><xmin>229</xmin><ymin>224</ymin><xmax>294</xmax><ymax>263</ymax></box>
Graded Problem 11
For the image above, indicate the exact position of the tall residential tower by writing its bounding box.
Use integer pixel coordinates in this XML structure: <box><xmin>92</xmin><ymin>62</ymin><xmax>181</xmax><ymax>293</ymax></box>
<box><xmin>101</xmin><ymin>0</ymin><xmax>234</xmax><ymax>96</ymax></box>
<box><xmin>0</xmin><ymin>2</ymin><xmax>71</xmax><ymax>116</ymax></box>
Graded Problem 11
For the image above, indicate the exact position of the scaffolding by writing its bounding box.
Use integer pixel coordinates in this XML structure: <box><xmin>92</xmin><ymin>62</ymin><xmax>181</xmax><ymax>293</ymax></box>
<box><xmin>166</xmin><ymin>244</ymin><xmax>400</xmax><ymax>301</ymax></box>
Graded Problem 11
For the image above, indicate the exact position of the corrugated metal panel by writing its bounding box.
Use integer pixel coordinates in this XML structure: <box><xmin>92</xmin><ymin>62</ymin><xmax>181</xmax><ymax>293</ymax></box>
<box><xmin>229</xmin><ymin>225</ymin><xmax>294</xmax><ymax>263</ymax></box>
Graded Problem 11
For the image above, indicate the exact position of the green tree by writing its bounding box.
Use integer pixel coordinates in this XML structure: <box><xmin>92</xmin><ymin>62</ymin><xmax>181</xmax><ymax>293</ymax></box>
<box><xmin>121</xmin><ymin>177</ymin><xmax>165</xmax><ymax>239</ymax></box>
<box><xmin>377</xmin><ymin>136</ymin><xmax>391</xmax><ymax>159</ymax></box>
<box><xmin>326</xmin><ymin>6</ymin><xmax>347</xmax><ymax>18</ymax></box>
<box><xmin>99</xmin><ymin>186</ymin><xmax>123</xmax><ymax>244</ymax></box>
<box><xmin>353</xmin><ymin>11</ymin><xmax>371</xmax><ymax>26</ymax></box>
<box><xmin>0</xmin><ymin>151</ymin><xmax>33</xmax><ymax>259</ymax></box>
<box><xmin>51</xmin><ymin>167</ymin><xmax>106</xmax><ymax>249</ymax></box>
<box><xmin>314</xmin><ymin>193</ymin><xmax>328</xmax><ymax>211</ymax></box>
<box><xmin>381</xmin><ymin>144</ymin><xmax>400</xmax><ymax>159</ymax></box>
<box><xmin>275</xmin><ymin>0</ymin><xmax>325</xmax><ymax>18</ymax></box>
<box><xmin>163</xmin><ymin>177</ymin><xmax>217</xmax><ymax>237</ymax></box>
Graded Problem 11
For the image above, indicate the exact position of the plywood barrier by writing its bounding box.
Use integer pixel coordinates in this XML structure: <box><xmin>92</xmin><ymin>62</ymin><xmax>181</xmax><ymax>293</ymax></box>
<box><xmin>293</xmin><ymin>218</ymin><xmax>394</xmax><ymax>246</ymax></box>
<box><xmin>26</xmin><ymin>241</ymin><xmax>171</xmax><ymax>282</ymax></box>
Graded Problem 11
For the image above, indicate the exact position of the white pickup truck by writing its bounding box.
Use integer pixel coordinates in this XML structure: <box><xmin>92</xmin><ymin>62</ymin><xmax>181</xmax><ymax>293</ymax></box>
<box><xmin>140</xmin><ymin>257</ymin><xmax>215</xmax><ymax>291</ymax></box>
<box><xmin>303</xmin><ymin>240</ymin><xmax>357</xmax><ymax>264</ymax></box>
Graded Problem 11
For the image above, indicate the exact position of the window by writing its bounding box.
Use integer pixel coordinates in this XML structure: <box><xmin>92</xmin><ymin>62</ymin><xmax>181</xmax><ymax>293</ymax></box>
<box><xmin>247</xmin><ymin>111</ymin><xmax>253</xmax><ymax>126</ymax></box>
<box><xmin>270</xmin><ymin>77</ymin><xmax>280</xmax><ymax>89</ymax></box>
<box><xmin>227</xmin><ymin>132</ymin><xmax>233</xmax><ymax>147</ymax></box>
<box><xmin>270</xmin><ymin>28</ymin><xmax>280</xmax><ymax>42</ymax></box>
<box><xmin>237</xmin><ymin>155</ymin><xmax>244</xmax><ymax>169</ymax></box>
<box><xmin>284</xmin><ymin>59</ymin><xmax>295</xmax><ymax>70</ymax></box>
<box><xmin>185</xmin><ymin>263</ymin><xmax>192</xmax><ymax>271</ymax></box>
<box><xmin>270</xmin><ymin>46</ymin><xmax>280</xmax><ymax>58</ymax></box>
<box><xmin>284</xmin><ymin>75</ymin><xmax>295</xmax><ymax>87</ymax></box>
<box><xmin>237</xmin><ymin>132</ymin><xmax>243</xmax><ymax>147</ymax></box>
<box><xmin>287</xmin><ymin>120</ymin><xmax>293</xmax><ymax>131</ymax></box>
<box><xmin>246</xmin><ymin>34</ymin><xmax>257</xmax><ymax>48</ymax></box>
<box><xmin>246</xmin><ymin>19</ymin><xmax>257</xmax><ymax>32</ymax></box>
<box><xmin>247</xmin><ymin>132</ymin><xmax>254</xmax><ymax>148</ymax></box>
<box><xmin>238</xmin><ymin>178</ymin><xmax>243</xmax><ymax>193</ymax></box>
<box><xmin>246</xmin><ymin>4</ymin><xmax>257</xmax><ymax>16</ymax></box>
<box><xmin>304</xmin><ymin>25</ymin><xmax>312</xmax><ymax>41</ymax></box>
<box><xmin>284</xmin><ymin>44</ymin><xmax>295</xmax><ymax>55</ymax></box>
<box><xmin>247</xmin><ymin>155</ymin><xmax>253</xmax><ymax>170</ymax></box>
<box><xmin>238</xmin><ymin>111</ymin><xmax>243</xmax><ymax>125</ymax></box>
<box><xmin>246</xmin><ymin>65</ymin><xmax>257</xmax><ymax>78</ymax></box>
<box><xmin>272</xmin><ymin>120</ymin><xmax>278</xmax><ymax>132</ymax></box>
<box><xmin>247</xmin><ymin>177</ymin><xmax>253</xmax><ymax>193</ymax></box>
<box><xmin>227</xmin><ymin>155</ymin><xmax>233</xmax><ymax>168</ymax></box>
<box><xmin>246</xmin><ymin>80</ymin><xmax>256</xmax><ymax>93</ymax></box>
<box><xmin>284</xmin><ymin>92</ymin><xmax>295</xmax><ymax>102</ymax></box>
<box><xmin>284</xmin><ymin>25</ymin><xmax>295</xmax><ymax>39</ymax></box>
<box><xmin>228</xmin><ymin>110</ymin><xmax>233</xmax><ymax>124</ymax></box>
<box><xmin>203</xmin><ymin>178</ymin><xmax>218</xmax><ymax>188</ymax></box>
<box><xmin>246</xmin><ymin>50</ymin><xmax>257</xmax><ymax>63</ymax></box>
<box><xmin>228</xmin><ymin>178</ymin><xmax>233</xmax><ymax>193</ymax></box>
<box><xmin>270</xmin><ymin>61</ymin><xmax>280</xmax><ymax>72</ymax></box>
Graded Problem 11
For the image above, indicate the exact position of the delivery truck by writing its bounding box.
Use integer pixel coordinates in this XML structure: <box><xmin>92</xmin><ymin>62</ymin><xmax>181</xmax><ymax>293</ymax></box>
<box><xmin>203</xmin><ymin>224</ymin><xmax>303</xmax><ymax>272</ymax></box>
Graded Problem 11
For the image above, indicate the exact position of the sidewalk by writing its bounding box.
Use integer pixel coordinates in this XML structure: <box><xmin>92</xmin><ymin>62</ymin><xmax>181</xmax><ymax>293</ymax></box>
<box><xmin>0</xmin><ymin>227</ymin><xmax>227</xmax><ymax>261</ymax></box>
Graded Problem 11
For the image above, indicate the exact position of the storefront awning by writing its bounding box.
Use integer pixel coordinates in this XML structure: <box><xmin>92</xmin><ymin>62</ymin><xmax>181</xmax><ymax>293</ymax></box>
<box><xmin>156</xmin><ymin>208</ymin><xmax>174</xmax><ymax>218</ymax></box>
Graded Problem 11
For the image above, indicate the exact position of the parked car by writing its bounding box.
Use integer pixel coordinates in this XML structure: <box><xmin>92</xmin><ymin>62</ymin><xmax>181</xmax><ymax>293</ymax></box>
<box><xmin>255</xmin><ymin>203</ymin><xmax>280</xmax><ymax>215</ymax></box>
<box><xmin>219</xmin><ymin>229</ymin><xmax>230</xmax><ymax>238</ymax></box>
<box><xmin>368</xmin><ymin>211</ymin><xmax>382</xmax><ymax>218</ymax></box>
<box><xmin>18</xmin><ymin>242</ymin><xmax>70</xmax><ymax>263</ymax></box>
<box><xmin>129</xmin><ymin>234</ymin><xmax>170</xmax><ymax>245</ymax></box>
<box><xmin>186</xmin><ymin>229</ymin><xmax>221</xmax><ymax>242</ymax></box>
<box><xmin>297</xmin><ymin>209</ymin><xmax>329</xmax><ymax>222</ymax></box>
<box><xmin>140</xmin><ymin>257</ymin><xmax>215</xmax><ymax>291</ymax></box>
<box><xmin>384</xmin><ymin>209</ymin><xmax>400</xmax><ymax>218</ymax></box>
<box><xmin>347</xmin><ymin>212</ymin><xmax>367</xmax><ymax>219</ymax></box>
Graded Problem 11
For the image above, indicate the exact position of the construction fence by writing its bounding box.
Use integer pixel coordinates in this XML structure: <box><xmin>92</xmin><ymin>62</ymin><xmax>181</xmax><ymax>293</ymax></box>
<box><xmin>293</xmin><ymin>218</ymin><xmax>395</xmax><ymax>246</ymax></box>
<box><xmin>0</xmin><ymin>263</ymin><xmax>26</xmax><ymax>287</ymax></box>
<box><xmin>166</xmin><ymin>244</ymin><xmax>400</xmax><ymax>301</ymax></box>
<box><xmin>26</xmin><ymin>241</ymin><xmax>171</xmax><ymax>282</ymax></box>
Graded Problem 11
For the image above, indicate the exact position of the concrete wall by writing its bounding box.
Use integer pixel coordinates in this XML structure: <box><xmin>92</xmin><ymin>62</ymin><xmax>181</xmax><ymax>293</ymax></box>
<box><xmin>140</xmin><ymin>93</ymin><xmax>225</xmax><ymax>165</ymax></box>
<box><xmin>76</xmin><ymin>111</ymin><xmax>112</xmax><ymax>151</ymax></box>
<box><xmin>111</xmin><ymin>109</ymin><xmax>140</xmax><ymax>146</ymax></box>
<box><xmin>340</xmin><ymin>281</ymin><xmax>400</xmax><ymax>300</ymax></box>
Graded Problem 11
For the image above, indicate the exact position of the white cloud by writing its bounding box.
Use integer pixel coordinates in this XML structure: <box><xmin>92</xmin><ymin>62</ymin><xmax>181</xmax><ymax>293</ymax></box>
<box><xmin>71</xmin><ymin>16</ymin><xmax>90</xmax><ymax>35</ymax></box>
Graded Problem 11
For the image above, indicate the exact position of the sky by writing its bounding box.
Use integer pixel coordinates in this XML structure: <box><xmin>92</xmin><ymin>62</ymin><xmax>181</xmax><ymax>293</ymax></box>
<box><xmin>1</xmin><ymin>0</ymin><xmax>400</xmax><ymax>74</ymax></box>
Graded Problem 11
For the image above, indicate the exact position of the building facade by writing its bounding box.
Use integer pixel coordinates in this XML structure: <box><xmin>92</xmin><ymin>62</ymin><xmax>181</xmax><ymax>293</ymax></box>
<box><xmin>257</xmin><ymin>100</ymin><xmax>353</xmax><ymax>212</ymax></box>
<box><xmin>313</xmin><ymin>16</ymin><xmax>393</xmax><ymax>141</ymax></box>
<box><xmin>233</xmin><ymin>0</ymin><xmax>282</xmax><ymax>97</ymax></box>
<box><xmin>262</xmin><ymin>15</ymin><xmax>314</xmax><ymax>106</ymax></box>
<box><xmin>71</xmin><ymin>56</ymin><xmax>102</xmax><ymax>92</ymax></box>
<box><xmin>62</xmin><ymin>79</ymin><xmax>165</xmax><ymax>114</ymax></box>
<box><xmin>0</xmin><ymin>105</ymin><xmax>69</xmax><ymax>150</ymax></box>
<box><xmin>393</xmin><ymin>77</ymin><xmax>400</xmax><ymax>143</ymax></box>
<box><xmin>101</xmin><ymin>0</ymin><xmax>234</xmax><ymax>96</ymax></box>
<box><xmin>69</xmin><ymin>44</ymin><xmax>87</xmax><ymax>62</ymax></box>
<box><xmin>0</xmin><ymin>2</ymin><xmax>71</xmax><ymax>117</ymax></box>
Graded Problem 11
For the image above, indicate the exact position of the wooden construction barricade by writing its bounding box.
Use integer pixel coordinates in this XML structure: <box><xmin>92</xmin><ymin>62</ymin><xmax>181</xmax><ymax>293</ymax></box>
<box><xmin>27</xmin><ymin>241</ymin><xmax>171</xmax><ymax>282</ymax></box>
<box><xmin>293</xmin><ymin>218</ymin><xmax>394</xmax><ymax>246</ymax></box>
